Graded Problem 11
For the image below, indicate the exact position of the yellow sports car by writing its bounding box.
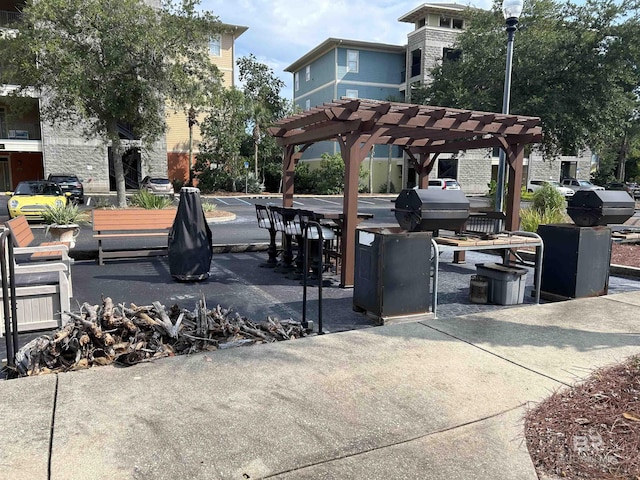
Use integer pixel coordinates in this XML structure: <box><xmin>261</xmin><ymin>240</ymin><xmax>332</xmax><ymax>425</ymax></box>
<box><xmin>6</xmin><ymin>180</ymin><xmax>69</xmax><ymax>220</ymax></box>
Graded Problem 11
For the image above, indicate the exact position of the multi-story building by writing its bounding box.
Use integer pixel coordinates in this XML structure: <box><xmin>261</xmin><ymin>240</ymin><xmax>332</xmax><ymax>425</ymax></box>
<box><xmin>286</xmin><ymin>2</ymin><xmax>593</xmax><ymax>194</ymax></box>
<box><xmin>166</xmin><ymin>24</ymin><xmax>247</xmax><ymax>184</ymax></box>
<box><xmin>0</xmin><ymin>0</ymin><xmax>246</xmax><ymax>192</ymax></box>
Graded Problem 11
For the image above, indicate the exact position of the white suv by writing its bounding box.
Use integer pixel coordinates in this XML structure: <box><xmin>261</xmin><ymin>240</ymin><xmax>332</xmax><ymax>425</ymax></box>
<box><xmin>527</xmin><ymin>180</ymin><xmax>574</xmax><ymax>197</ymax></box>
<box><xmin>561</xmin><ymin>178</ymin><xmax>605</xmax><ymax>192</ymax></box>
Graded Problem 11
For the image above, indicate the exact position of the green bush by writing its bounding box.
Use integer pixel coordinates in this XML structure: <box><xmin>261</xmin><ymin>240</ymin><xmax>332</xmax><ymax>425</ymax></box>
<box><xmin>520</xmin><ymin>183</ymin><xmax>568</xmax><ymax>232</ymax></box>
<box><xmin>42</xmin><ymin>203</ymin><xmax>89</xmax><ymax>225</ymax></box>
<box><xmin>378</xmin><ymin>181</ymin><xmax>396</xmax><ymax>193</ymax></box>
<box><xmin>531</xmin><ymin>183</ymin><xmax>565</xmax><ymax>214</ymax></box>
<box><xmin>129</xmin><ymin>190</ymin><xmax>174</xmax><ymax>209</ymax></box>
<box><xmin>194</xmin><ymin>166</ymin><xmax>232</xmax><ymax>193</ymax></box>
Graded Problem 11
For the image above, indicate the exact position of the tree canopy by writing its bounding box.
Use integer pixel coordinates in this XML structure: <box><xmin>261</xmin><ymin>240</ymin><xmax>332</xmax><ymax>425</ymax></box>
<box><xmin>422</xmin><ymin>0</ymin><xmax>640</xmax><ymax>165</ymax></box>
<box><xmin>0</xmin><ymin>0</ymin><xmax>225</xmax><ymax>206</ymax></box>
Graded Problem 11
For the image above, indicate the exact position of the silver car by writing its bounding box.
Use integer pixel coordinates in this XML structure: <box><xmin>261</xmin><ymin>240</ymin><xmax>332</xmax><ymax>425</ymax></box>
<box><xmin>140</xmin><ymin>176</ymin><xmax>174</xmax><ymax>196</ymax></box>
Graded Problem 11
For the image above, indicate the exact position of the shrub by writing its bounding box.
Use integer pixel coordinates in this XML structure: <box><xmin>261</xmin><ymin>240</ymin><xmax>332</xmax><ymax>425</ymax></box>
<box><xmin>129</xmin><ymin>190</ymin><xmax>174</xmax><ymax>209</ymax></box>
<box><xmin>378</xmin><ymin>181</ymin><xmax>397</xmax><ymax>193</ymax></box>
<box><xmin>42</xmin><ymin>203</ymin><xmax>89</xmax><ymax>225</ymax></box>
<box><xmin>520</xmin><ymin>183</ymin><xmax>568</xmax><ymax>232</ymax></box>
<box><xmin>531</xmin><ymin>183</ymin><xmax>565</xmax><ymax>214</ymax></box>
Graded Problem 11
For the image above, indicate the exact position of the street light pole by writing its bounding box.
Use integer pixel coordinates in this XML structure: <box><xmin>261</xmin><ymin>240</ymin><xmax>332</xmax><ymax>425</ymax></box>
<box><xmin>495</xmin><ymin>0</ymin><xmax>523</xmax><ymax>216</ymax></box>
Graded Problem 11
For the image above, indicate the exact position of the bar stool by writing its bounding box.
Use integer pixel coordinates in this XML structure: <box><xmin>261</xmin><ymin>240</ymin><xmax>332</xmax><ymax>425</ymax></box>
<box><xmin>270</xmin><ymin>206</ymin><xmax>295</xmax><ymax>272</ymax></box>
<box><xmin>255</xmin><ymin>204</ymin><xmax>278</xmax><ymax>267</ymax></box>
<box><xmin>297</xmin><ymin>211</ymin><xmax>336</xmax><ymax>279</ymax></box>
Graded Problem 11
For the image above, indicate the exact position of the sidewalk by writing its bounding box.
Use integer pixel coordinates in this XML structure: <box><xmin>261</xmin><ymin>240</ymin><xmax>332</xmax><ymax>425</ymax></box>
<box><xmin>1</xmin><ymin>289</ymin><xmax>639</xmax><ymax>479</ymax></box>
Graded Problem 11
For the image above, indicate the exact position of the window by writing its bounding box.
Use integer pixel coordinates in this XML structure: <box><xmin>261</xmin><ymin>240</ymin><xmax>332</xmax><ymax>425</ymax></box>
<box><xmin>417</xmin><ymin>18</ymin><xmax>426</xmax><ymax>28</ymax></box>
<box><xmin>411</xmin><ymin>49</ymin><xmax>421</xmax><ymax>77</ymax></box>
<box><xmin>345</xmin><ymin>89</ymin><xmax>358</xmax><ymax>99</ymax></box>
<box><xmin>305</xmin><ymin>99</ymin><xmax>310</xmax><ymax>111</ymax></box>
<box><xmin>439</xmin><ymin>16</ymin><xmax>451</xmax><ymax>28</ymax></box>
<box><xmin>305</xmin><ymin>65</ymin><xmax>310</xmax><ymax>81</ymax></box>
<box><xmin>347</xmin><ymin>50</ymin><xmax>359</xmax><ymax>72</ymax></box>
<box><xmin>443</xmin><ymin>48</ymin><xmax>462</xmax><ymax>62</ymax></box>
<box><xmin>0</xmin><ymin>108</ymin><xmax>6</xmax><ymax>139</ymax></box>
<box><xmin>295</xmin><ymin>72</ymin><xmax>299</xmax><ymax>91</ymax></box>
<box><xmin>208</xmin><ymin>36</ymin><xmax>221</xmax><ymax>56</ymax></box>
<box><xmin>453</xmin><ymin>18</ymin><xmax>464</xmax><ymax>29</ymax></box>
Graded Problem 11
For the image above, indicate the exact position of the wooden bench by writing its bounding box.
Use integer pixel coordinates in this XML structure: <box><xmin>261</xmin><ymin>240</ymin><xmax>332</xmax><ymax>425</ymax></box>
<box><xmin>5</xmin><ymin>215</ymin><xmax>70</xmax><ymax>260</ymax></box>
<box><xmin>92</xmin><ymin>208</ymin><xmax>177</xmax><ymax>265</ymax></box>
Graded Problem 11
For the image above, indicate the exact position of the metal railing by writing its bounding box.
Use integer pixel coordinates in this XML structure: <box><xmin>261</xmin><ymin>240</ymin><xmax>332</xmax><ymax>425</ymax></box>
<box><xmin>0</xmin><ymin>10</ymin><xmax>21</xmax><ymax>28</ymax></box>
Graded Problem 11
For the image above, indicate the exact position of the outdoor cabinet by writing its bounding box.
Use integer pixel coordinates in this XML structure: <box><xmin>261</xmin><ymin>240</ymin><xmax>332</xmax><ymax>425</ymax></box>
<box><xmin>353</xmin><ymin>227</ymin><xmax>432</xmax><ymax>322</ymax></box>
<box><xmin>537</xmin><ymin>224</ymin><xmax>612</xmax><ymax>299</ymax></box>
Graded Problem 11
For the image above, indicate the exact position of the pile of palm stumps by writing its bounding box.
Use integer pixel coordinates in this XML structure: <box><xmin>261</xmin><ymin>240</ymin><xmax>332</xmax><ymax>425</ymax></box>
<box><xmin>10</xmin><ymin>295</ymin><xmax>309</xmax><ymax>377</ymax></box>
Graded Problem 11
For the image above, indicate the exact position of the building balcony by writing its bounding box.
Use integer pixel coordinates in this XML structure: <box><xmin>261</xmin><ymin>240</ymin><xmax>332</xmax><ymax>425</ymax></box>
<box><xmin>0</xmin><ymin>9</ymin><xmax>21</xmax><ymax>28</ymax></box>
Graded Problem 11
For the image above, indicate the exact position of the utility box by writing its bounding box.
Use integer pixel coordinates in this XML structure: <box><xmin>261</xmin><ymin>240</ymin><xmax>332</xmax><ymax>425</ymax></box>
<box><xmin>475</xmin><ymin>263</ymin><xmax>528</xmax><ymax>305</ymax></box>
<box><xmin>537</xmin><ymin>224</ymin><xmax>612</xmax><ymax>299</ymax></box>
<box><xmin>353</xmin><ymin>227</ymin><xmax>432</xmax><ymax>322</ymax></box>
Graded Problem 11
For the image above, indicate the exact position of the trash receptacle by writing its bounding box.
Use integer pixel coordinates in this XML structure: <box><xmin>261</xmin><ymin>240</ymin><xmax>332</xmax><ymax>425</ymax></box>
<box><xmin>475</xmin><ymin>263</ymin><xmax>527</xmax><ymax>305</ymax></box>
<box><xmin>168</xmin><ymin>187</ymin><xmax>213</xmax><ymax>281</ymax></box>
<box><xmin>353</xmin><ymin>227</ymin><xmax>432</xmax><ymax>321</ymax></box>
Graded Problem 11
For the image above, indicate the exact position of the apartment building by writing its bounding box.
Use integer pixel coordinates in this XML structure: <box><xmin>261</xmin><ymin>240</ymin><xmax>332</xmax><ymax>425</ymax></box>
<box><xmin>0</xmin><ymin>0</ymin><xmax>246</xmax><ymax>192</ymax></box>
<box><xmin>286</xmin><ymin>2</ymin><xmax>593</xmax><ymax>194</ymax></box>
<box><xmin>166</xmin><ymin>24</ymin><xmax>247</xmax><ymax>184</ymax></box>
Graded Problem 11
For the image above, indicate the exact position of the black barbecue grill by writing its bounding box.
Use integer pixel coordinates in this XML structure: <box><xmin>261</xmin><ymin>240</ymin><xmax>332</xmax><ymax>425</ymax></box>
<box><xmin>567</xmin><ymin>190</ymin><xmax>635</xmax><ymax>227</ymax></box>
<box><xmin>393</xmin><ymin>188</ymin><xmax>470</xmax><ymax>232</ymax></box>
<box><xmin>539</xmin><ymin>189</ymin><xmax>635</xmax><ymax>299</ymax></box>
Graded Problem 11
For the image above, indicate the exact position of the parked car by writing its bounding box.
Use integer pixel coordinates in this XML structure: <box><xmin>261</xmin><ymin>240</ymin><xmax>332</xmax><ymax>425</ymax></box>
<box><xmin>607</xmin><ymin>181</ymin><xmax>640</xmax><ymax>199</ymax></box>
<box><xmin>47</xmin><ymin>174</ymin><xmax>84</xmax><ymax>204</ymax></box>
<box><xmin>527</xmin><ymin>179</ymin><xmax>575</xmax><ymax>197</ymax></box>
<box><xmin>561</xmin><ymin>178</ymin><xmax>605</xmax><ymax>192</ymax></box>
<box><xmin>6</xmin><ymin>180</ymin><xmax>69</xmax><ymax>220</ymax></box>
<box><xmin>140</xmin><ymin>177</ymin><xmax>174</xmax><ymax>196</ymax></box>
<box><xmin>427</xmin><ymin>178</ymin><xmax>462</xmax><ymax>190</ymax></box>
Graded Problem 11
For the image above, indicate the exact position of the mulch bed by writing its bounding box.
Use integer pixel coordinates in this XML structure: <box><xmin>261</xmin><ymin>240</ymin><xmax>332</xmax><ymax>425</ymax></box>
<box><xmin>525</xmin><ymin>356</ymin><xmax>640</xmax><ymax>479</ymax></box>
<box><xmin>611</xmin><ymin>243</ymin><xmax>640</xmax><ymax>269</ymax></box>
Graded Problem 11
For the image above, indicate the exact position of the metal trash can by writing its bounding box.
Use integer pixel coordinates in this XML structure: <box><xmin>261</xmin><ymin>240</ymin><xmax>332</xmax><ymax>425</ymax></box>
<box><xmin>353</xmin><ymin>227</ymin><xmax>431</xmax><ymax>321</ymax></box>
<box><xmin>168</xmin><ymin>187</ymin><xmax>213</xmax><ymax>281</ymax></box>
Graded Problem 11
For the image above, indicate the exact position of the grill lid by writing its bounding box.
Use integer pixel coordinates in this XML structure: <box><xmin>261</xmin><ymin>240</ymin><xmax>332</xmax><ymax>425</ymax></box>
<box><xmin>394</xmin><ymin>188</ymin><xmax>470</xmax><ymax>232</ymax></box>
<box><xmin>567</xmin><ymin>190</ymin><xmax>635</xmax><ymax>227</ymax></box>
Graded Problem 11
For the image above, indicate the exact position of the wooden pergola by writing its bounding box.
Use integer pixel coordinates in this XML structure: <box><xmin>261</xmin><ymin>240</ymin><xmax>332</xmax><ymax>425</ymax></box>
<box><xmin>268</xmin><ymin>99</ymin><xmax>543</xmax><ymax>287</ymax></box>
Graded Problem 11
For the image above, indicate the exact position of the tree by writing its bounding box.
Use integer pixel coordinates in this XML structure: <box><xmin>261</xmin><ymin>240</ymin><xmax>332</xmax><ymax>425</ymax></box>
<box><xmin>195</xmin><ymin>87</ymin><xmax>249</xmax><ymax>191</ymax></box>
<box><xmin>237</xmin><ymin>54</ymin><xmax>287</xmax><ymax>179</ymax></box>
<box><xmin>423</xmin><ymin>0</ymin><xmax>640</xmax><ymax>160</ymax></box>
<box><xmin>0</xmin><ymin>0</ymin><xmax>224</xmax><ymax>207</ymax></box>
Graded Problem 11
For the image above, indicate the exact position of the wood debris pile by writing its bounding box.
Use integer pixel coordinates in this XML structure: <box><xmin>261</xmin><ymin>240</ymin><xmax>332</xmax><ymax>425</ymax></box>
<box><xmin>10</xmin><ymin>295</ymin><xmax>309</xmax><ymax>377</ymax></box>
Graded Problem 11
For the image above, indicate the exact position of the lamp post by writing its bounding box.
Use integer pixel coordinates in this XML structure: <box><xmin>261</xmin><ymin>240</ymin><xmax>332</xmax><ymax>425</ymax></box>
<box><xmin>495</xmin><ymin>0</ymin><xmax>524</xmax><ymax>216</ymax></box>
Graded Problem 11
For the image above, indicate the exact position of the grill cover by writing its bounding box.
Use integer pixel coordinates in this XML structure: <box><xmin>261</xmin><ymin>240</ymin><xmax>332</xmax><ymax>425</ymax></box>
<box><xmin>168</xmin><ymin>187</ymin><xmax>213</xmax><ymax>281</ymax></box>
<box><xmin>394</xmin><ymin>188</ymin><xmax>470</xmax><ymax>232</ymax></box>
<box><xmin>567</xmin><ymin>190</ymin><xmax>635</xmax><ymax>227</ymax></box>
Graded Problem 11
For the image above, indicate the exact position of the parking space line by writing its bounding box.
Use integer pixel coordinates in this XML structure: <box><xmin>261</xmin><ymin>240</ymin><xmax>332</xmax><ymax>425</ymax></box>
<box><xmin>358</xmin><ymin>199</ymin><xmax>375</xmax><ymax>205</ymax></box>
<box><xmin>315</xmin><ymin>197</ymin><xmax>341</xmax><ymax>205</ymax></box>
<box><xmin>214</xmin><ymin>197</ymin><xmax>231</xmax><ymax>205</ymax></box>
<box><xmin>235</xmin><ymin>198</ymin><xmax>251</xmax><ymax>205</ymax></box>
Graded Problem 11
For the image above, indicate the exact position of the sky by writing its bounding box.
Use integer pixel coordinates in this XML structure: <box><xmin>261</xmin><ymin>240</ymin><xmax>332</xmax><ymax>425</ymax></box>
<box><xmin>201</xmin><ymin>0</ymin><xmax>493</xmax><ymax>100</ymax></box>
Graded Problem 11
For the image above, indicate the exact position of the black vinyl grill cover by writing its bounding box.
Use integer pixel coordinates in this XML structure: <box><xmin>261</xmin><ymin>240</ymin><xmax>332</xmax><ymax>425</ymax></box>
<box><xmin>567</xmin><ymin>190</ymin><xmax>635</xmax><ymax>227</ymax></box>
<box><xmin>394</xmin><ymin>188</ymin><xmax>470</xmax><ymax>232</ymax></box>
<box><xmin>168</xmin><ymin>187</ymin><xmax>213</xmax><ymax>281</ymax></box>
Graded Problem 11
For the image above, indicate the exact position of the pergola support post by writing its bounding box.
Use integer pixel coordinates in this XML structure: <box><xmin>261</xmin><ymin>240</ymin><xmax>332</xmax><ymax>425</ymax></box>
<box><xmin>338</xmin><ymin>133</ymin><xmax>368</xmax><ymax>287</ymax></box>
<box><xmin>505</xmin><ymin>143</ymin><xmax>524</xmax><ymax>232</ymax></box>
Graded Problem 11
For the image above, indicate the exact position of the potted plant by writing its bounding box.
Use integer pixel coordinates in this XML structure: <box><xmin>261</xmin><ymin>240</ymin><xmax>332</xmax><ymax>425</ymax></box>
<box><xmin>42</xmin><ymin>203</ymin><xmax>90</xmax><ymax>248</ymax></box>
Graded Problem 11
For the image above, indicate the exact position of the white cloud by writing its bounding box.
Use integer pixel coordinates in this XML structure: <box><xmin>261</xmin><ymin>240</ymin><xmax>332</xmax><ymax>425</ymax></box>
<box><xmin>201</xmin><ymin>0</ymin><xmax>493</xmax><ymax>99</ymax></box>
